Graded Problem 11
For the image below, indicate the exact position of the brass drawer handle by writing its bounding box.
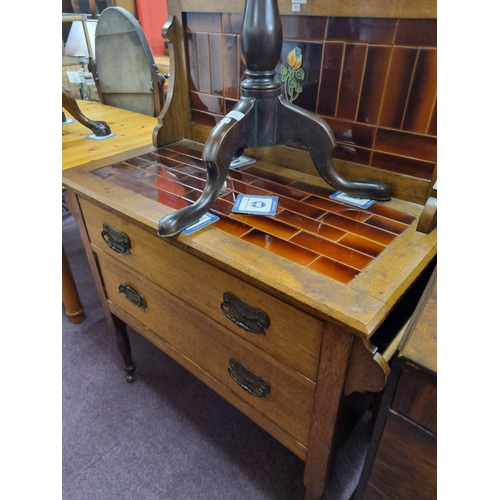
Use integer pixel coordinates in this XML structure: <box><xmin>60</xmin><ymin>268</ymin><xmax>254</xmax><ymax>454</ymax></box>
<box><xmin>118</xmin><ymin>284</ymin><xmax>146</xmax><ymax>310</ymax></box>
<box><xmin>101</xmin><ymin>223</ymin><xmax>131</xmax><ymax>254</ymax></box>
<box><xmin>228</xmin><ymin>359</ymin><xmax>270</xmax><ymax>398</ymax></box>
<box><xmin>221</xmin><ymin>292</ymin><xmax>270</xmax><ymax>334</ymax></box>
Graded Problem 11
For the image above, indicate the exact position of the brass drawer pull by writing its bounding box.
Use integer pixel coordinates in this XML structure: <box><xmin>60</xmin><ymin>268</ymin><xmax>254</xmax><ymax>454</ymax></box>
<box><xmin>228</xmin><ymin>359</ymin><xmax>270</xmax><ymax>398</ymax></box>
<box><xmin>221</xmin><ymin>292</ymin><xmax>270</xmax><ymax>334</ymax></box>
<box><xmin>101</xmin><ymin>223</ymin><xmax>131</xmax><ymax>254</ymax></box>
<box><xmin>118</xmin><ymin>284</ymin><xmax>146</xmax><ymax>310</ymax></box>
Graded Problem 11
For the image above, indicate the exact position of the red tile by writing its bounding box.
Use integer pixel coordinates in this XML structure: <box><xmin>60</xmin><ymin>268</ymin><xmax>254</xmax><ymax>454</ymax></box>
<box><xmin>336</xmin><ymin>44</ymin><xmax>368</xmax><ymax>121</ymax></box>
<box><xmin>213</xmin><ymin>214</ymin><xmax>251</xmax><ymax>237</ymax></box>
<box><xmin>277</xmin><ymin>197</ymin><xmax>328</xmax><ymax>220</ymax></box>
<box><xmin>190</xmin><ymin>91</ymin><xmax>224</xmax><ymax>115</ymax></box>
<box><xmin>327</xmin><ymin>17</ymin><xmax>397</xmax><ymax>45</ymax></box>
<box><xmin>282</xmin><ymin>15</ymin><xmax>327</xmax><ymax>41</ymax></box>
<box><xmin>242</xmin><ymin>230</ymin><xmax>318</xmax><ymax>267</ymax></box>
<box><xmin>395</xmin><ymin>19</ymin><xmax>437</xmax><ymax>47</ymax></box>
<box><xmin>371</xmin><ymin>151</ymin><xmax>435</xmax><ymax>180</ymax></box>
<box><xmin>226</xmin><ymin>169</ymin><xmax>259</xmax><ymax>184</ymax></box>
<box><xmin>320</xmin><ymin>211</ymin><xmax>397</xmax><ymax>245</ymax></box>
<box><xmin>274</xmin><ymin>210</ymin><xmax>344</xmax><ymax>240</ymax></box>
<box><xmin>107</xmin><ymin>173</ymin><xmax>154</xmax><ymax>195</ymax></box>
<box><xmin>428</xmin><ymin>99</ymin><xmax>437</xmax><ymax>136</ymax></box>
<box><xmin>195</xmin><ymin>33</ymin><xmax>211</xmax><ymax>94</ymax></box>
<box><xmin>224</xmin><ymin>180</ymin><xmax>271</xmax><ymax>197</ymax></box>
<box><xmin>191</xmin><ymin>110</ymin><xmax>220</xmax><ymax>127</ymax></box>
<box><xmin>185</xmin><ymin>31</ymin><xmax>198</xmax><ymax>92</ymax></box>
<box><xmin>374</xmin><ymin>128</ymin><xmax>437</xmax><ymax>163</ymax></box>
<box><xmin>91</xmin><ymin>166</ymin><xmax>116</xmax><ymax>179</ymax></box>
<box><xmin>184</xmin><ymin>12</ymin><xmax>222</xmax><ymax>33</ymax></box>
<box><xmin>169</xmin><ymin>164</ymin><xmax>208</xmax><ymax>180</ymax></box>
<box><xmin>223</xmin><ymin>34</ymin><xmax>239</xmax><ymax>99</ymax></box>
<box><xmin>305</xmin><ymin>196</ymin><xmax>370</xmax><ymax>221</ymax></box>
<box><xmin>357</xmin><ymin>45</ymin><xmax>392</xmax><ymax>125</ymax></box>
<box><xmin>317</xmin><ymin>42</ymin><xmax>344</xmax><ymax>117</ymax></box>
<box><xmin>123</xmin><ymin>156</ymin><xmax>152</xmax><ymax>168</ymax></box>
<box><xmin>402</xmin><ymin>49</ymin><xmax>437</xmax><ymax>134</ymax></box>
<box><xmin>337</xmin><ymin>233</ymin><xmax>385</xmax><ymax>257</ymax></box>
<box><xmin>250</xmin><ymin>179</ymin><xmax>309</xmax><ymax>201</ymax></box>
<box><xmin>117</xmin><ymin>168</ymin><xmax>157</xmax><ymax>182</ymax></box>
<box><xmin>143</xmin><ymin>189</ymin><xmax>191</xmax><ymax>210</ymax></box>
<box><xmin>379</xmin><ymin>47</ymin><xmax>418</xmax><ymax>129</ymax></box>
<box><xmin>321</xmin><ymin>117</ymin><xmax>376</xmax><ymax>149</ymax></box>
<box><xmin>288</xmin><ymin>181</ymin><xmax>334</xmax><ymax>198</ymax></box>
<box><xmin>222</xmin><ymin>13</ymin><xmax>243</xmax><ymax>34</ymax></box>
<box><xmin>163</xmin><ymin>145</ymin><xmax>203</xmax><ymax>159</ymax></box>
<box><xmin>308</xmin><ymin>256</ymin><xmax>360</xmax><ymax>284</ymax></box>
<box><xmin>209</xmin><ymin>34</ymin><xmax>224</xmax><ymax>95</ymax></box>
<box><xmin>242</xmin><ymin>166</ymin><xmax>293</xmax><ymax>186</ymax></box>
<box><xmin>231</xmin><ymin>214</ymin><xmax>300</xmax><ymax>240</ymax></box>
<box><xmin>366</xmin><ymin>204</ymin><xmax>416</xmax><ymax>225</ymax></box>
<box><xmin>364</xmin><ymin>214</ymin><xmax>408</xmax><ymax>235</ymax></box>
<box><xmin>291</xmin><ymin>232</ymin><xmax>372</xmax><ymax>270</ymax></box>
<box><xmin>332</xmin><ymin>144</ymin><xmax>372</xmax><ymax>165</ymax></box>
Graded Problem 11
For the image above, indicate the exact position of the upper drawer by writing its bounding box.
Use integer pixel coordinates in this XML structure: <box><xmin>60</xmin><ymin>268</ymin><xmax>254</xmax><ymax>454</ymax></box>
<box><xmin>80</xmin><ymin>197</ymin><xmax>323</xmax><ymax>381</ymax></box>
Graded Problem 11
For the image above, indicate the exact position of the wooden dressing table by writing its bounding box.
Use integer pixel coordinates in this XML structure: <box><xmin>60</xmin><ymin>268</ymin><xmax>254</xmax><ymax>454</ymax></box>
<box><xmin>63</xmin><ymin>1</ymin><xmax>437</xmax><ymax>498</ymax></box>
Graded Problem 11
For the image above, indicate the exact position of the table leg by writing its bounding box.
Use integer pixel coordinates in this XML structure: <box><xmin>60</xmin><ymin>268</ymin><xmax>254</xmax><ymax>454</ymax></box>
<box><xmin>112</xmin><ymin>314</ymin><xmax>136</xmax><ymax>383</ymax></box>
<box><xmin>303</xmin><ymin>323</ymin><xmax>354</xmax><ymax>500</ymax></box>
<box><xmin>62</xmin><ymin>245</ymin><xmax>85</xmax><ymax>324</ymax></box>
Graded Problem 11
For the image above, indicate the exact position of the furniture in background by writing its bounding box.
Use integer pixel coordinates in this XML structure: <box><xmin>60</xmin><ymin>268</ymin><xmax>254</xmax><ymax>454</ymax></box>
<box><xmin>62</xmin><ymin>86</ymin><xmax>111</xmax><ymax>136</ymax></box>
<box><xmin>62</xmin><ymin>13</ymin><xmax>101</xmax><ymax>102</ymax></box>
<box><xmin>62</xmin><ymin>99</ymin><xmax>158</xmax><ymax>324</ymax></box>
<box><xmin>354</xmin><ymin>267</ymin><xmax>437</xmax><ymax>499</ymax></box>
<box><xmin>89</xmin><ymin>6</ymin><xmax>166</xmax><ymax>116</ymax></box>
<box><xmin>63</xmin><ymin>1</ymin><xmax>437</xmax><ymax>498</ymax></box>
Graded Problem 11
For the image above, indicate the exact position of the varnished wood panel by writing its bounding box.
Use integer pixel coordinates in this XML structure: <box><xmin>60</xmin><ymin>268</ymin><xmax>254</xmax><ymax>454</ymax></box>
<box><xmin>392</xmin><ymin>368</ymin><xmax>437</xmax><ymax>434</ymax></box>
<box><xmin>361</xmin><ymin>411</ymin><xmax>437</xmax><ymax>499</ymax></box>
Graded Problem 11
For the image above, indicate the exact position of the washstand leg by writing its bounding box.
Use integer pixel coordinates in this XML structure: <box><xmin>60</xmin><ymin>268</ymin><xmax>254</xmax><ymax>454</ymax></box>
<box><xmin>112</xmin><ymin>315</ymin><xmax>136</xmax><ymax>383</ymax></box>
<box><xmin>303</xmin><ymin>324</ymin><xmax>354</xmax><ymax>500</ymax></box>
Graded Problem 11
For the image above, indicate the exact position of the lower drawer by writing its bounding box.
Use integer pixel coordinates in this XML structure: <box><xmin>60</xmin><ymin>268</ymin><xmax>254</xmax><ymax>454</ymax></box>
<box><xmin>96</xmin><ymin>250</ymin><xmax>316</xmax><ymax>447</ymax></box>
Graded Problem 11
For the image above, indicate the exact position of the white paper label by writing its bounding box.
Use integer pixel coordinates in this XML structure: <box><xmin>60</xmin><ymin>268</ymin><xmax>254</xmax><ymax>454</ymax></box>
<box><xmin>292</xmin><ymin>4</ymin><xmax>301</xmax><ymax>11</ymax></box>
<box><xmin>226</xmin><ymin>110</ymin><xmax>245</xmax><ymax>121</ymax></box>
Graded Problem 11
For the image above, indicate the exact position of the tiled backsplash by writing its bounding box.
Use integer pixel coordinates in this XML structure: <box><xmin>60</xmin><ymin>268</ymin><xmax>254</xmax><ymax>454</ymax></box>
<box><xmin>184</xmin><ymin>13</ymin><xmax>437</xmax><ymax>182</ymax></box>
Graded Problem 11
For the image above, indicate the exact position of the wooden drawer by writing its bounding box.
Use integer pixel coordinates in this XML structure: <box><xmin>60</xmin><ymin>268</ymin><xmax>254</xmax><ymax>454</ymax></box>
<box><xmin>96</xmin><ymin>251</ymin><xmax>316</xmax><ymax>447</ymax></box>
<box><xmin>81</xmin><ymin>198</ymin><xmax>323</xmax><ymax>381</ymax></box>
<box><xmin>361</xmin><ymin>411</ymin><xmax>437</xmax><ymax>499</ymax></box>
<box><xmin>392</xmin><ymin>368</ymin><xmax>437</xmax><ymax>434</ymax></box>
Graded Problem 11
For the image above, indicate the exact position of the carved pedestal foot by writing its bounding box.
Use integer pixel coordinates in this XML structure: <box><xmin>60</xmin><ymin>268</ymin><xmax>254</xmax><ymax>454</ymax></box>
<box><xmin>62</xmin><ymin>86</ymin><xmax>112</xmax><ymax>137</ymax></box>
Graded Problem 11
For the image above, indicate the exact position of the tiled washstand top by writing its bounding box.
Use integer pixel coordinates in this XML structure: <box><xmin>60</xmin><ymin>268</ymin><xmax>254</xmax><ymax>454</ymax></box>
<box><xmin>91</xmin><ymin>143</ymin><xmax>416</xmax><ymax>285</ymax></box>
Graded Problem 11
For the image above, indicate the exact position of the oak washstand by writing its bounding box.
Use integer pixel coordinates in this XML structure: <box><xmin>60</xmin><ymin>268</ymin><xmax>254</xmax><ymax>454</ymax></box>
<box><xmin>63</xmin><ymin>1</ymin><xmax>437</xmax><ymax>498</ymax></box>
